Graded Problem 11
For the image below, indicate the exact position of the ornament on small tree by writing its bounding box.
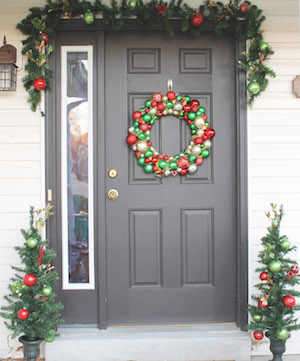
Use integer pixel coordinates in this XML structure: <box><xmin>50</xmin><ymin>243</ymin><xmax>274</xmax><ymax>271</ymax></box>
<box><xmin>33</xmin><ymin>78</ymin><xmax>46</xmax><ymax>91</ymax></box>
<box><xmin>259</xmin><ymin>42</ymin><xmax>269</xmax><ymax>52</ymax></box>
<box><xmin>191</xmin><ymin>13</ymin><xmax>204</xmax><ymax>27</ymax></box>
<box><xmin>84</xmin><ymin>10</ymin><xmax>95</xmax><ymax>24</ymax></box>
<box><xmin>27</xmin><ymin>237</ymin><xmax>38</xmax><ymax>248</ymax></box>
<box><xmin>17</xmin><ymin>308</ymin><xmax>29</xmax><ymax>320</ymax></box>
<box><xmin>239</xmin><ymin>2</ymin><xmax>250</xmax><ymax>14</ymax></box>
<box><xmin>253</xmin><ymin>331</ymin><xmax>264</xmax><ymax>340</ymax></box>
<box><xmin>248</xmin><ymin>204</ymin><xmax>300</xmax><ymax>361</ymax></box>
<box><xmin>23</xmin><ymin>273</ymin><xmax>37</xmax><ymax>287</ymax></box>
<box><xmin>42</xmin><ymin>286</ymin><xmax>52</xmax><ymax>297</ymax></box>
<box><xmin>129</xmin><ymin>0</ymin><xmax>137</xmax><ymax>8</ymax></box>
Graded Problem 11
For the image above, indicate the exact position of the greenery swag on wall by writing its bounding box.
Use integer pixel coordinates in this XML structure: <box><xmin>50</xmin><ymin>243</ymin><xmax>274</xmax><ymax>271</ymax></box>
<box><xmin>17</xmin><ymin>0</ymin><xmax>275</xmax><ymax>112</ymax></box>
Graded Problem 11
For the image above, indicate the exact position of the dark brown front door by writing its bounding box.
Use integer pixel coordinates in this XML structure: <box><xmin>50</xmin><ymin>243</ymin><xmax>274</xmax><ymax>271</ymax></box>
<box><xmin>104</xmin><ymin>31</ymin><xmax>237</xmax><ymax>325</ymax></box>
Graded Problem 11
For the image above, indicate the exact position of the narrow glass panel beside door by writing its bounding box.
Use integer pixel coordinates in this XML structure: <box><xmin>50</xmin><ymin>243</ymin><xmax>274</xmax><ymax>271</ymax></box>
<box><xmin>61</xmin><ymin>46</ymin><xmax>94</xmax><ymax>289</ymax></box>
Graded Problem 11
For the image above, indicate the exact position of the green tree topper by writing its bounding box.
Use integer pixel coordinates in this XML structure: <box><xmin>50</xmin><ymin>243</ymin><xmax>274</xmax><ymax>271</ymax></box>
<box><xmin>0</xmin><ymin>204</ymin><xmax>63</xmax><ymax>341</ymax></box>
<box><xmin>248</xmin><ymin>204</ymin><xmax>300</xmax><ymax>341</ymax></box>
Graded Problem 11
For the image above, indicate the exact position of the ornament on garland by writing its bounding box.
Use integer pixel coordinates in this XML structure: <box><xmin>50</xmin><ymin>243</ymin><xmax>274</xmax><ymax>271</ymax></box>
<box><xmin>156</xmin><ymin>4</ymin><xmax>166</xmax><ymax>15</ymax></box>
<box><xmin>33</xmin><ymin>78</ymin><xmax>46</xmax><ymax>91</ymax></box>
<box><xmin>280</xmin><ymin>238</ymin><xmax>290</xmax><ymax>250</ymax></box>
<box><xmin>282</xmin><ymin>295</ymin><xmax>296</xmax><ymax>308</ymax></box>
<box><xmin>17</xmin><ymin>308</ymin><xmax>29</xmax><ymax>320</ymax></box>
<box><xmin>23</xmin><ymin>273</ymin><xmax>37</xmax><ymax>287</ymax></box>
<box><xmin>239</xmin><ymin>2</ymin><xmax>250</xmax><ymax>14</ymax></box>
<box><xmin>248</xmin><ymin>81</ymin><xmax>260</xmax><ymax>95</ymax></box>
<box><xmin>253</xmin><ymin>331</ymin><xmax>264</xmax><ymax>340</ymax></box>
<box><xmin>268</xmin><ymin>259</ymin><xmax>282</xmax><ymax>273</ymax></box>
<box><xmin>126</xmin><ymin>81</ymin><xmax>214</xmax><ymax>178</ymax></box>
<box><xmin>191</xmin><ymin>13</ymin><xmax>204</xmax><ymax>27</ymax></box>
<box><xmin>38</xmin><ymin>32</ymin><xmax>49</xmax><ymax>43</ymax></box>
<box><xmin>129</xmin><ymin>0</ymin><xmax>137</xmax><ymax>8</ymax></box>
<box><xmin>259</xmin><ymin>42</ymin><xmax>269</xmax><ymax>52</ymax></box>
<box><xmin>26</xmin><ymin>237</ymin><xmax>38</xmax><ymax>248</ymax></box>
<box><xmin>84</xmin><ymin>10</ymin><xmax>95</xmax><ymax>24</ymax></box>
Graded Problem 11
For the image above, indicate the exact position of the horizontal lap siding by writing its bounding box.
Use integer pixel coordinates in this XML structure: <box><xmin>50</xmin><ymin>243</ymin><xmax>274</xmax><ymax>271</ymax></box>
<box><xmin>0</xmin><ymin>0</ymin><xmax>299</xmax><ymax>357</ymax></box>
<box><xmin>249</xmin><ymin>0</ymin><xmax>300</xmax><ymax>355</ymax></box>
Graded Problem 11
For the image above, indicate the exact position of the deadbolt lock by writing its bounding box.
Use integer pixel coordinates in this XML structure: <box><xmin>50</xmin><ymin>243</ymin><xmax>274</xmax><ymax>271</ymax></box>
<box><xmin>108</xmin><ymin>169</ymin><xmax>118</xmax><ymax>178</ymax></box>
<box><xmin>108</xmin><ymin>189</ymin><xmax>119</xmax><ymax>200</ymax></box>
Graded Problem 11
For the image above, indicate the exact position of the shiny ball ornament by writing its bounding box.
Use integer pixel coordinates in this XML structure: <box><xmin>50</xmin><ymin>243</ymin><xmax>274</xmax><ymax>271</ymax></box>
<box><xmin>259</xmin><ymin>42</ymin><xmax>269</xmax><ymax>52</ymax></box>
<box><xmin>126</xmin><ymin>134</ymin><xmax>137</xmax><ymax>145</ymax></box>
<box><xmin>39</xmin><ymin>32</ymin><xmax>49</xmax><ymax>42</ymax></box>
<box><xmin>248</xmin><ymin>81</ymin><xmax>260</xmax><ymax>95</ymax></box>
<box><xmin>143</xmin><ymin>114</ymin><xmax>152</xmax><ymax>122</ymax></box>
<box><xmin>252</xmin><ymin>314</ymin><xmax>262</xmax><ymax>322</ymax></box>
<box><xmin>239</xmin><ymin>2</ymin><xmax>250</xmax><ymax>13</ymax></box>
<box><xmin>18</xmin><ymin>308</ymin><xmax>29</xmax><ymax>320</ymax></box>
<box><xmin>133</xmin><ymin>111</ymin><xmax>142</xmax><ymax>120</ymax></box>
<box><xmin>194</xmin><ymin>137</ymin><xmax>203</xmax><ymax>145</ymax></box>
<box><xmin>158</xmin><ymin>160</ymin><xmax>167</xmax><ymax>169</ymax></box>
<box><xmin>188</xmin><ymin>112</ymin><xmax>196</xmax><ymax>120</ymax></box>
<box><xmin>144</xmin><ymin>164</ymin><xmax>153</xmax><ymax>173</ymax></box>
<box><xmin>194</xmin><ymin>117</ymin><xmax>205</xmax><ymax>128</ymax></box>
<box><xmin>27</xmin><ymin>237</ymin><xmax>38</xmax><ymax>248</ymax></box>
<box><xmin>260</xmin><ymin>272</ymin><xmax>268</xmax><ymax>281</ymax></box>
<box><xmin>258</xmin><ymin>300</ymin><xmax>268</xmax><ymax>308</ymax></box>
<box><xmin>191</xmin><ymin>145</ymin><xmax>201</xmax><ymax>155</ymax></box>
<box><xmin>276</xmin><ymin>328</ymin><xmax>290</xmax><ymax>340</ymax></box>
<box><xmin>42</xmin><ymin>286</ymin><xmax>52</xmax><ymax>297</ymax></box>
<box><xmin>167</xmin><ymin>91</ymin><xmax>176</xmax><ymax>100</ymax></box>
<box><xmin>188</xmin><ymin>164</ymin><xmax>197</xmax><ymax>173</ymax></box>
<box><xmin>269</xmin><ymin>260</ymin><xmax>282</xmax><ymax>273</ymax></box>
<box><xmin>253</xmin><ymin>331</ymin><xmax>264</xmax><ymax>340</ymax></box>
<box><xmin>138</xmin><ymin>158</ymin><xmax>145</xmax><ymax>166</ymax></box>
<box><xmin>23</xmin><ymin>273</ymin><xmax>37</xmax><ymax>287</ymax></box>
<box><xmin>84</xmin><ymin>10</ymin><xmax>95</xmax><ymax>24</ymax></box>
<box><xmin>174</xmin><ymin>103</ymin><xmax>182</xmax><ymax>111</ymax></box>
<box><xmin>280</xmin><ymin>238</ymin><xmax>290</xmax><ymax>250</ymax></box>
<box><xmin>282</xmin><ymin>295</ymin><xmax>296</xmax><ymax>308</ymax></box>
<box><xmin>201</xmin><ymin>149</ymin><xmax>210</xmax><ymax>158</ymax></box>
<box><xmin>137</xmin><ymin>140</ymin><xmax>148</xmax><ymax>153</ymax></box>
<box><xmin>169</xmin><ymin>160</ymin><xmax>178</xmax><ymax>170</ymax></box>
<box><xmin>205</xmin><ymin>129</ymin><xmax>215</xmax><ymax>139</ymax></box>
<box><xmin>191</xmin><ymin>13</ymin><xmax>204</xmax><ymax>27</ymax></box>
<box><xmin>204</xmin><ymin>140</ymin><xmax>212</xmax><ymax>149</ymax></box>
<box><xmin>33</xmin><ymin>78</ymin><xmax>46</xmax><ymax>91</ymax></box>
<box><xmin>129</xmin><ymin>0</ymin><xmax>137</xmax><ymax>8</ymax></box>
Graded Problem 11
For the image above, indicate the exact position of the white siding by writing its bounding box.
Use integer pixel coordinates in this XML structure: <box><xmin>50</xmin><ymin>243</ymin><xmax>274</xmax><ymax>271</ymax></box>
<box><xmin>0</xmin><ymin>0</ymin><xmax>300</xmax><ymax>357</ymax></box>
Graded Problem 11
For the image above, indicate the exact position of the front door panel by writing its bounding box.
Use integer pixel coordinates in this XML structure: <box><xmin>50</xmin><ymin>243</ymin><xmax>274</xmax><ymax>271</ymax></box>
<box><xmin>105</xmin><ymin>31</ymin><xmax>236</xmax><ymax>325</ymax></box>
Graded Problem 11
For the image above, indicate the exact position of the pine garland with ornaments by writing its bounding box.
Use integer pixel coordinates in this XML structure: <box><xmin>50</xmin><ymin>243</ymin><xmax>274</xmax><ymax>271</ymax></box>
<box><xmin>248</xmin><ymin>204</ymin><xmax>300</xmax><ymax>345</ymax></box>
<box><xmin>127</xmin><ymin>91</ymin><xmax>214</xmax><ymax>177</ymax></box>
<box><xmin>17</xmin><ymin>0</ymin><xmax>275</xmax><ymax>112</ymax></box>
<box><xmin>0</xmin><ymin>204</ymin><xmax>63</xmax><ymax>342</ymax></box>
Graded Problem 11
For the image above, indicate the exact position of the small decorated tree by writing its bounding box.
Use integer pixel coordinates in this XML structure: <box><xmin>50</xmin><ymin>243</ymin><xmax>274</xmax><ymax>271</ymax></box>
<box><xmin>248</xmin><ymin>204</ymin><xmax>300</xmax><ymax>360</ymax></box>
<box><xmin>0</xmin><ymin>204</ymin><xmax>63</xmax><ymax>360</ymax></box>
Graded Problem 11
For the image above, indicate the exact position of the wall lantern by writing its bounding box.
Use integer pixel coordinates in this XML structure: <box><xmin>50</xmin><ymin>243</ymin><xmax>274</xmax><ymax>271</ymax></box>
<box><xmin>0</xmin><ymin>36</ymin><xmax>18</xmax><ymax>91</ymax></box>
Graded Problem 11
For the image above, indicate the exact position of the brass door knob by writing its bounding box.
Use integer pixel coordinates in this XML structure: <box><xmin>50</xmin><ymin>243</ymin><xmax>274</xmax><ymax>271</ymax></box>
<box><xmin>108</xmin><ymin>189</ymin><xmax>119</xmax><ymax>200</ymax></box>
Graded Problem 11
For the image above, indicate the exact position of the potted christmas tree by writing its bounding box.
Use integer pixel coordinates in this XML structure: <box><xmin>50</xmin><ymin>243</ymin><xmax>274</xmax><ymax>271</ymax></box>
<box><xmin>0</xmin><ymin>204</ymin><xmax>63</xmax><ymax>361</ymax></box>
<box><xmin>248</xmin><ymin>204</ymin><xmax>300</xmax><ymax>361</ymax></box>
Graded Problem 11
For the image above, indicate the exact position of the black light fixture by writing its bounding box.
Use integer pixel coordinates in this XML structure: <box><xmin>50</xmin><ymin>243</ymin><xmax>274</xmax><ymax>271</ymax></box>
<box><xmin>0</xmin><ymin>36</ymin><xmax>18</xmax><ymax>91</ymax></box>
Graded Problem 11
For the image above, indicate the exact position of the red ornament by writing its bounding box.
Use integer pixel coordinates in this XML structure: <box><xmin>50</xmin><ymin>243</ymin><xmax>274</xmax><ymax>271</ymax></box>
<box><xmin>132</xmin><ymin>111</ymin><xmax>142</xmax><ymax>120</ymax></box>
<box><xmin>191</xmin><ymin>13</ymin><xmax>204</xmax><ymax>27</ymax></box>
<box><xmin>33</xmin><ymin>78</ymin><xmax>46</xmax><ymax>91</ymax></box>
<box><xmin>191</xmin><ymin>106</ymin><xmax>198</xmax><ymax>113</ymax></box>
<box><xmin>39</xmin><ymin>32</ymin><xmax>49</xmax><ymax>43</ymax></box>
<box><xmin>140</xmin><ymin>123</ymin><xmax>148</xmax><ymax>132</ymax></box>
<box><xmin>196</xmin><ymin>158</ymin><xmax>203</xmax><ymax>166</ymax></box>
<box><xmin>148</xmin><ymin>125</ymin><xmax>152</xmax><ymax>129</ymax></box>
<box><xmin>184</xmin><ymin>105</ymin><xmax>191</xmax><ymax>112</ymax></box>
<box><xmin>151</xmin><ymin>101</ymin><xmax>157</xmax><ymax>107</ymax></box>
<box><xmin>180</xmin><ymin>169</ymin><xmax>187</xmax><ymax>175</ymax></box>
<box><xmin>282</xmin><ymin>295</ymin><xmax>296</xmax><ymax>308</ymax></box>
<box><xmin>147</xmin><ymin>141</ymin><xmax>152</xmax><ymax>146</ymax></box>
<box><xmin>158</xmin><ymin>154</ymin><xmax>164</xmax><ymax>159</ymax></box>
<box><xmin>153</xmin><ymin>93</ymin><xmax>162</xmax><ymax>102</ymax></box>
<box><xmin>239</xmin><ymin>2</ymin><xmax>250</xmax><ymax>13</ymax></box>
<box><xmin>178</xmin><ymin>157</ymin><xmax>189</xmax><ymax>169</ymax></box>
<box><xmin>253</xmin><ymin>331</ymin><xmax>264</xmax><ymax>340</ymax></box>
<box><xmin>23</xmin><ymin>273</ymin><xmax>37</xmax><ymax>287</ymax></box>
<box><xmin>191</xmin><ymin>100</ymin><xmax>199</xmax><ymax>106</ymax></box>
<box><xmin>157</xmin><ymin>103</ymin><xmax>165</xmax><ymax>111</ymax></box>
<box><xmin>194</xmin><ymin>137</ymin><xmax>203</xmax><ymax>145</ymax></box>
<box><xmin>205</xmin><ymin>129</ymin><xmax>215</xmax><ymax>139</ymax></box>
<box><xmin>135</xmin><ymin>151</ymin><xmax>139</xmax><ymax>157</ymax></box>
<box><xmin>203</xmin><ymin>115</ymin><xmax>207</xmax><ymax>121</ymax></box>
<box><xmin>18</xmin><ymin>308</ymin><xmax>29</xmax><ymax>320</ymax></box>
<box><xmin>151</xmin><ymin>156</ymin><xmax>158</xmax><ymax>163</ymax></box>
<box><xmin>164</xmin><ymin>155</ymin><xmax>169</xmax><ymax>160</ymax></box>
<box><xmin>153</xmin><ymin>166</ymin><xmax>158</xmax><ymax>171</ymax></box>
<box><xmin>260</xmin><ymin>272</ymin><xmax>268</xmax><ymax>281</ymax></box>
<box><xmin>167</xmin><ymin>91</ymin><xmax>176</xmax><ymax>100</ymax></box>
<box><xmin>126</xmin><ymin>134</ymin><xmax>137</xmax><ymax>145</ymax></box>
<box><xmin>145</xmin><ymin>158</ymin><xmax>150</xmax><ymax>163</ymax></box>
<box><xmin>145</xmin><ymin>109</ymin><xmax>150</xmax><ymax>113</ymax></box>
<box><xmin>258</xmin><ymin>300</ymin><xmax>268</xmax><ymax>308</ymax></box>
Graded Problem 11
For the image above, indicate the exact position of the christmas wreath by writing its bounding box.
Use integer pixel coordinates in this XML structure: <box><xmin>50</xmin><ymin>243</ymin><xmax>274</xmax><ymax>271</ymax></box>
<box><xmin>17</xmin><ymin>0</ymin><xmax>275</xmax><ymax>113</ymax></box>
<box><xmin>126</xmin><ymin>90</ymin><xmax>214</xmax><ymax>177</ymax></box>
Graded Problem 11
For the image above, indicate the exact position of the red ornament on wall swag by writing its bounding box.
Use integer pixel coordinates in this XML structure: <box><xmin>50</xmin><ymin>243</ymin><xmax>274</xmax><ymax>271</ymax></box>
<box><xmin>33</xmin><ymin>78</ymin><xmax>46</xmax><ymax>91</ymax></box>
<box><xmin>239</xmin><ymin>2</ymin><xmax>250</xmax><ymax>14</ymax></box>
<box><xmin>17</xmin><ymin>308</ymin><xmax>29</xmax><ymax>320</ymax></box>
<box><xmin>191</xmin><ymin>13</ymin><xmax>204</xmax><ymax>27</ymax></box>
<box><xmin>23</xmin><ymin>273</ymin><xmax>37</xmax><ymax>287</ymax></box>
<box><xmin>38</xmin><ymin>32</ymin><xmax>49</xmax><ymax>43</ymax></box>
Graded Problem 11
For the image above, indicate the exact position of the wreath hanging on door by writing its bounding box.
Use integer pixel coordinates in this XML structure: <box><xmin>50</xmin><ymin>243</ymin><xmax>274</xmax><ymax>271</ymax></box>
<box><xmin>126</xmin><ymin>88</ymin><xmax>214</xmax><ymax>177</ymax></box>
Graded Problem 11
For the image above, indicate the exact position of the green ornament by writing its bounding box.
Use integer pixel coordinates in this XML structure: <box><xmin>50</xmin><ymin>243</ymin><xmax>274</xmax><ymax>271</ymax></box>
<box><xmin>199</xmin><ymin>107</ymin><xmax>205</xmax><ymax>114</ymax></box>
<box><xmin>158</xmin><ymin>160</ymin><xmax>167</xmax><ymax>169</ymax></box>
<box><xmin>188</xmin><ymin>112</ymin><xmax>196</xmax><ymax>120</ymax></box>
<box><xmin>252</xmin><ymin>314</ymin><xmax>262</xmax><ymax>322</ymax></box>
<box><xmin>184</xmin><ymin>149</ymin><xmax>188</xmax><ymax>154</ymax></box>
<box><xmin>176</xmin><ymin>95</ymin><xmax>182</xmax><ymax>101</ymax></box>
<box><xmin>196</xmin><ymin>111</ymin><xmax>201</xmax><ymax>116</ymax></box>
<box><xmin>144</xmin><ymin>164</ymin><xmax>153</xmax><ymax>173</ymax></box>
<box><xmin>200</xmin><ymin>144</ymin><xmax>204</xmax><ymax>148</ymax></box>
<box><xmin>259</xmin><ymin>42</ymin><xmax>269</xmax><ymax>52</ymax></box>
<box><xmin>248</xmin><ymin>81</ymin><xmax>260</xmax><ymax>95</ymax></box>
<box><xmin>134</xmin><ymin>121</ymin><xmax>139</xmax><ymax>127</ymax></box>
<box><xmin>145</xmin><ymin>100</ymin><xmax>151</xmax><ymax>107</ymax></box>
<box><xmin>169</xmin><ymin>160</ymin><xmax>178</xmax><ymax>170</ymax></box>
<box><xmin>44</xmin><ymin>329</ymin><xmax>56</xmax><ymax>342</ymax></box>
<box><xmin>190</xmin><ymin>124</ymin><xmax>195</xmax><ymax>129</ymax></box>
<box><xmin>146</xmin><ymin>135</ymin><xmax>151</xmax><ymax>141</ymax></box>
<box><xmin>201</xmin><ymin>149</ymin><xmax>210</xmax><ymax>158</ymax></box>
<box><xmin>150</xmin><ymin>120</ymin><xmax>155</xmax><ymax>124</ymax></box>
<box><xmin>179</xmin><ymin>112</ymin><xmax>184</xmax><ymax>117</ymax></box>
<box><xmin>27</xmin><ymin>237</ymin><xmax>38</xmax><ymax>248</ymax></box>
<box><xmin>138</xmin><ymin>158</ymin><xmax>145</xmax><ymax>166</ymax></box>
<box><xmin>192</xmin><ymin>130</ymin><xmax>197</xmax><ymax>134</ymax></box>
<box><xmin>185</xmin><ymin>96</ymin><xmax>191</xmax><ymax>102</ymax></box>
<box><xmin>174</xmin><ymin>155</ymin><xmax>180</xmax><ymax>160</ymax></box>
<box><xmin>188</xmin><ymin>154</ymin><xmax>196</xmax><ymax>163</ymax></box>
<box><xmin>138</xmin><ymin>133</ymin><xmax>145</xmax><ymax>139</ymax></box>
<box><xmin>269</xmin><ymin>259</ymin><xmax>282</xmax><ymax>273</ymax></box>
<box><xmin>276</xmin><ymin>327</ymin><xmax>289</xmax><ymax>340</ymax></box>
<box><xmin>129</xmin><ymin>0</ymin><xmax>137</xmax><ymax>8</ymax></box>
<box><xmin>134</xmin><ymin>127</ymin><xmax>140</xmax><ymax>133</ymax></box>
<box><xmin>166</xmin><ymin>101</ymin><xmax>173</xmax><ymax>109</ymax></box>
<box><xmin>83</xmin><ymin>10</ymin><xmax>95</xmax><ymax>25</ymax></box>
<box><xmin>143</xmin><ymin>114</ymin><xmax>152</xmax><ymax>122</ymax></box>
<box><xmin>280</xmin><ymin>238</ymin><xmax>290</xmax><ymax>251</ymax></box>
<box><xmin>145</xmin><ymin>149</ymin><xmax>153</xmax><ymax>157</ymax></box>
<box><xmin>42</xmin><ymin>286</ymin><xmax>52</xmax><ymax>296</ymax></box>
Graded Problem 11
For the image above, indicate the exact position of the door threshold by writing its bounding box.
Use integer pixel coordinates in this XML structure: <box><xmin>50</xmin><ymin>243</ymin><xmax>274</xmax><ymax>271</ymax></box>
<box><xmin>109</xmin><ymin>322</ymin><xmax>236</xmax><ymax>329</ymax></box>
